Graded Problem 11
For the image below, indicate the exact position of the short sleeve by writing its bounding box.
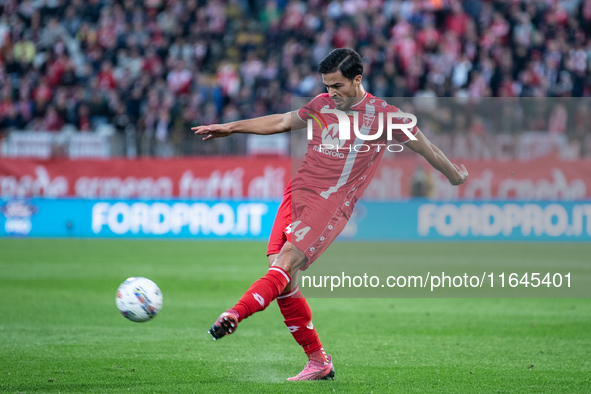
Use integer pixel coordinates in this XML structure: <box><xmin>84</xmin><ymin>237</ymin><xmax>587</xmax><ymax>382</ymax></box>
<box><xmin>296</xmin><ymin>94</ymin><xmax>327</xmax><ymax>123</ymax></box>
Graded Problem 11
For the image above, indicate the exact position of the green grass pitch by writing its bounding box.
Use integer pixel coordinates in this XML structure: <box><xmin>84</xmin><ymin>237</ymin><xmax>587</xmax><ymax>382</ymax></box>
<box><xmin>1</xmin><ymin>239</ymin><xmax>590</xmax><ymax>393</ymax></box>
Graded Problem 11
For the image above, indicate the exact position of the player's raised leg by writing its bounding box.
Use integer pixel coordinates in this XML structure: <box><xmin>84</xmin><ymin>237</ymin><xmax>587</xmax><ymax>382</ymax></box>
<box><xmin>208</xmin><ymin>241</ymin><xmax>303</xmax><ymax>340</ymax></box>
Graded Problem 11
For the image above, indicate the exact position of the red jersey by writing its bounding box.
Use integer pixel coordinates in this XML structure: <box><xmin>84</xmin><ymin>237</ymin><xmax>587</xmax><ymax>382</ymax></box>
<box><xmin>291</xmin><ymin>92</ymin><xmax>417</xmax><ymax>218</ymax></box>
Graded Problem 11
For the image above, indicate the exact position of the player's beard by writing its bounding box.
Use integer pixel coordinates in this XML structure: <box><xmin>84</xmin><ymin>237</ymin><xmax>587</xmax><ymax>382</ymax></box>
<box><xmin>333</xmin><ymin>87</ymin><xmax>359</xmax><ymax>111</ymax></box>
<box><xmin>333</xmin><ymin>96</ymin><xmax>355</xmax><ymax>110</ymax></box>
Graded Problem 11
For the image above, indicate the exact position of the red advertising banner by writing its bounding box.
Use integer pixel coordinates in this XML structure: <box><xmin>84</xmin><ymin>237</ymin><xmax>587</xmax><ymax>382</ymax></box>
<box><xmin>0</xmin><ymin>158</ymin><xmax>288</xmax><ymax>199</ymax></box>
<box><xmin>366</xmin><ymin>157</ymin><xmax>591</xmax><ymax>201</ymax></box>
<box><xmin>0</xmin><ymin>157</ymin><xmax>590</xmax><ymax>200</ymax></box>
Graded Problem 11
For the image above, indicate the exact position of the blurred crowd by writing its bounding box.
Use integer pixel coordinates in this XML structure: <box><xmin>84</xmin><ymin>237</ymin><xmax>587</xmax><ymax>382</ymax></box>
<box><xmin>0</xmin><ymin>0</ymin><xmax>590</xmax><ymax>156</ymax></box>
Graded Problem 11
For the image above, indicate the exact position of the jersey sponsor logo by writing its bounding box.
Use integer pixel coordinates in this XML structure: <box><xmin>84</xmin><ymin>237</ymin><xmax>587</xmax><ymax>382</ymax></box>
<box><xmin>303</xmin><ymin>108</ymin><xmax>348</xmax><ymax>152</ymax></box>
<box><xmin>321</xmin><ymin>123</ymin><xmax>347</xmax><ymax>150</ymax></box>
<box><xmin>313</xmin><ymin>144</ymin><xmax>345</xmax><ymax>158</ymax></box>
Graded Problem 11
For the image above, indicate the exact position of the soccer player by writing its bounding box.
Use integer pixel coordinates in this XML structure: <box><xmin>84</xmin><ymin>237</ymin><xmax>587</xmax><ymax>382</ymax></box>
<box><xmin>192</xmin><ymin>48</ymin><xmax>468</xmax><ymax>381</ymax></box>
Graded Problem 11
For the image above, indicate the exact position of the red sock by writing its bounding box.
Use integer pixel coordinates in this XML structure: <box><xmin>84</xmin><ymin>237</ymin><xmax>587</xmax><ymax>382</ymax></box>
<box><xmin>232</xmin><ymin>267</ymin><xmax>290</xmax><ymax>322</ymax></box>
<box><xmin>277</xmin><ymin>286</ymin><xmax>328</xmax><ymax>363</ymax></box>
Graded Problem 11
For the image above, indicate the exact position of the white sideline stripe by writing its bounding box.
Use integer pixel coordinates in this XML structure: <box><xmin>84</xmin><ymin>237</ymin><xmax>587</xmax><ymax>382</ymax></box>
<box><xmin>269</xmin><ymin>267</ymin><xmax>291</xmax><ymax>283</ymax></box>
<box><xmin>277</xmin><ymin>286</ymin><xmax>300</xmax><ymax>299</ymax></box>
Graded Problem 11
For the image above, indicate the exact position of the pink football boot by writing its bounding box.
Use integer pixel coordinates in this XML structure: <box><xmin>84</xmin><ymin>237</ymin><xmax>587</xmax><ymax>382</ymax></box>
<box><xmin>287</xmin><ymin>355</ymin><xmax>335</xmax><ymax>381</ymax></box>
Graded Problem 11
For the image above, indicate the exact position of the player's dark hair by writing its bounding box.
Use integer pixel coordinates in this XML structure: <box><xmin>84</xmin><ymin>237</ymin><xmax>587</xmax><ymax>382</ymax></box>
<box><xmin>318</xmin><ymin>48</ymin><xmax>363</xmax><ymax>80</ymax></box>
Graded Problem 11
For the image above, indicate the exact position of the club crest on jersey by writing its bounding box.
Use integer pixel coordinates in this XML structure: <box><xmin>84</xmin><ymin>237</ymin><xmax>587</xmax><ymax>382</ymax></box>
<box><xmin>363</xmin><ymin>113</ymin><xmax>375</xmax><ymax>128</ymax></box>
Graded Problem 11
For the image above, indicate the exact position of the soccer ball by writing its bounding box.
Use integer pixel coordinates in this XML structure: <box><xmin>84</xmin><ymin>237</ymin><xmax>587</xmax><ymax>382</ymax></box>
<box><xmin>116</xmin><ymin>277</ymin><xmax>163</xmax><ymax>322</ymax></box>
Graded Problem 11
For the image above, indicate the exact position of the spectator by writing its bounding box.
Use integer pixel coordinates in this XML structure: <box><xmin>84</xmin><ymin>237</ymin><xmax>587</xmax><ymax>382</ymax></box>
<box><xmin>0</xmin><ymin>0</ymin><xmax>589</xmax><ymax>157</ymax></box>
<box><xmin>77</xmin><ymin>104</ymin><xmax>91</xmax><ymax>132</ymax></box>
<box><xmin>37</xmin><ymin>17</ymin><xmax>68</xmax><ymax>50</ymax></box>
<box><xmin>1</xmin><ymin>102</ymin><xmax>25</xmax><ymax>130</ymax></box>
<box><xmin>42</xmin><ymin>105</ymin><xmax>63</xmax><ymax>131</ymax></box>
<box><xmin>167</xmin><ymin>60</ymin><xmax>192</xmax><ymax>96</ymax></box>
<box><xmin>97</xmin><ymin>60</ymin><xmax>116</xmax><ymax>91</ymax></box>
<box><xmin>13</xmin><ymin>31</ymin><xmax>35</xmax><ymax>65</ymax></box>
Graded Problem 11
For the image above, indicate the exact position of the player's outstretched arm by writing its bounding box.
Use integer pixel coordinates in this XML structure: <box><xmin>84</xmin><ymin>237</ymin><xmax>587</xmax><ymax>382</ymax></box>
<box><xmin>405</xmin><ymin>129</ymin><xmax>468</xmax><ymax>186</ymax></box>
<box><xmin>192</xmin><ymin>111</ymin><xmax>306</xmax><ymax>141</ymax></box>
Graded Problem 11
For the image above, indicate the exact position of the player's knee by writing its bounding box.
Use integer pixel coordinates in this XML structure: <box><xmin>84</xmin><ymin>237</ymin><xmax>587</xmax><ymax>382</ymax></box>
<box><xmin>267</xmin><ymin>253</ymin><xmax>278</xmax><ymax>268</ymax></box>
<box><xmin>273</xmin><ymin>242</ymin><xmax>307</xmax><ymax>275</ymax></box>
<box><xmin>282</xmin><ymin>241</ymin><xmax>307</xmax><ymax>271</ymax></box>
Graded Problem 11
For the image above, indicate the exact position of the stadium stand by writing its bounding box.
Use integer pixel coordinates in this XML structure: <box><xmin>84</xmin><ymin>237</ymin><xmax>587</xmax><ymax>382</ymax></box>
<box><xmin>0</xmin><ymin>0</ymin><xmax>590</xmax><ymax>157</ymax></box>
